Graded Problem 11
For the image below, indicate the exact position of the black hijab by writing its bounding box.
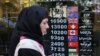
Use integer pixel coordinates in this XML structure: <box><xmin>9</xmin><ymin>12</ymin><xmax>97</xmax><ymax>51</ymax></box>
<box><xmin>10</xmin><ymin>5</ymin><xmax>48</xmax><ymax>56</ymax></box>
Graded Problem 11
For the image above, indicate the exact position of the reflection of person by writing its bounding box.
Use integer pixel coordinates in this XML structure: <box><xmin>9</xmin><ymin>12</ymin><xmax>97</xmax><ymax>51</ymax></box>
<box><xmin>10</xmin><ymin>5</ymin><xmax>49</xmax><ymax>56</ymax></box>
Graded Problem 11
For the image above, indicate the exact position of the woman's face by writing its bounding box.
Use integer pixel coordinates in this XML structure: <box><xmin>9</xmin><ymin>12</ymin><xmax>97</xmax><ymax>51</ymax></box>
<box><xmin>40</xmin><ymin>18</ymin><xmax>49</xmax><ymax>36</ymax></box>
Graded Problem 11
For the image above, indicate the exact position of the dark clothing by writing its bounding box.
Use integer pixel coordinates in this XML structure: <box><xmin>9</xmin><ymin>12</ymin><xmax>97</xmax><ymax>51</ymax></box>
<box><xmin>18</xmin><ymin>48</ymin><xmax>42</xmax><ymax>56</ymax></box>
<box><xmin>10</xmin><ymin>6</ymin><xmax>49</xmax><ymax>56</ymax></box>
<box><xmin>14</xmin><ymin>38</ymin><xmax>45</xmax><ymax>56</ymax></box>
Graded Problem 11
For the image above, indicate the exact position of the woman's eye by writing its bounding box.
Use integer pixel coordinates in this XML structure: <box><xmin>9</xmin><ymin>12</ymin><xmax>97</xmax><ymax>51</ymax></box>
<box><xmin>43</xmin><ymin>22</ymin><xmax>46</xmax><ymax>25</ymax></box>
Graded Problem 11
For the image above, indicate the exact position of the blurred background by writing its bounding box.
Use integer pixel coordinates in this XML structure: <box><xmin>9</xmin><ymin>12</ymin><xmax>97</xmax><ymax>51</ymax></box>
<box><xmin>0</xmin><ymin>0</ymin><xmax>100</xmax><ymax>56</ymax></box>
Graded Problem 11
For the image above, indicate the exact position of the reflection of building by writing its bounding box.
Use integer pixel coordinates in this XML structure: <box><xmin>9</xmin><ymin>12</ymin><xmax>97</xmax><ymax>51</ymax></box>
<box><xmin>0</xmin><ymin>0</ymin><xmax>37</xmax><ymax>30</ymax></box>
<box><xmin>20</xmin><ymin>0</ymin><xmax>36</xmax><ymax>7</ymax></box>
<box><xmin>0</xmin><ymin>0</ymin><xmax>20</xmax><ymax>22</ymax></box>
<box><xmin>0</xmin><ymin>0</ymin><xmax>36</xmax><ymax>22</ymax></box>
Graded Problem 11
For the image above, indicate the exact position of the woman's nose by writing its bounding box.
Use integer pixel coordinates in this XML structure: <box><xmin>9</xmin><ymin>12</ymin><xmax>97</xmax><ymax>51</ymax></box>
<box><xmin>46</xmin><ymin>24</ymin><xmax>49</xmax><ymax>29</ymax></box>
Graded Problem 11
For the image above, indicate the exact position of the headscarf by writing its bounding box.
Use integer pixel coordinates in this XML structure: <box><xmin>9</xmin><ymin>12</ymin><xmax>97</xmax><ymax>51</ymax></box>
<box><xmin>9</xmin><ymin>5</ymin><xmax>48</xmax><ymax>56</ymax></box>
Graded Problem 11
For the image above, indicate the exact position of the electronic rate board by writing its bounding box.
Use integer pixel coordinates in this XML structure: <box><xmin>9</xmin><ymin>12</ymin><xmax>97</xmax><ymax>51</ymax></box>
<box><xmin>37</xmin><ymin>0</ymin><xmax>94</xmax><ymax>56</ymax></box>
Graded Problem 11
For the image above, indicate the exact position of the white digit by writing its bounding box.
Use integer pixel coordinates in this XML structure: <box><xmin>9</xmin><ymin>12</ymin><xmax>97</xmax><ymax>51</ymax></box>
<box><xmin>62</xmin><ymin>47</ymin><xmax>65</xmax><ymax>51</ymax></box>
<box><xmin>51</xmin><ymin>36</ymin><xmax>54</xmax><ymax>39</ymax></box>
<box><xmin>61</xmin><ymin>36</ymin><xmax>64</xmax><ymax>40</ymax></box>
<box><xmin>51</xmin><ymin>42</ymin><xmax>54</xmax><ymax>46</ymax></box>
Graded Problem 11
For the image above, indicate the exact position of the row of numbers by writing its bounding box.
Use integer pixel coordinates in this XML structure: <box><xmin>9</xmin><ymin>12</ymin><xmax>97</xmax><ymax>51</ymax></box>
<box><xmin>50</xmin><ymin>19</ymin><xmax>67</xmax><ymax>23</ymax></box>
<box><xmin>51</xmin><ymin>42</ymin><xmax>64</xmax><ymax>46</ymax></box>
<box><xmin>51</xmin><ymin>30</ymin><xmax>67</xmax><ymax>35</ymax></box>
<box><xmin>51</xmin><ymin>35</ymin><xmax>64</xmax><ymax>40</ymax></box>
<box><xmin>51</xmin><ymin>47</ymin><xmax>65</xmax><ymax>52</ymax></box>
<box><xmin>52</xmin><ymin>53</ymin><xmax>65</xmax><ymax>56</ymax></box>
<box><xmin>51</xmin><ymin>25</ymin><xmax>67</xmax><ymax>29</ymax></box>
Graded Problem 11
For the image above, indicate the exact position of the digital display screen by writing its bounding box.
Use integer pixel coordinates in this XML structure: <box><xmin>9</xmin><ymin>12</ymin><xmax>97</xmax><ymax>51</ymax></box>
<box><xmin>39</xmin><ymin>0</ymin><xmax>94</xmax><ymax>56</ymax></box>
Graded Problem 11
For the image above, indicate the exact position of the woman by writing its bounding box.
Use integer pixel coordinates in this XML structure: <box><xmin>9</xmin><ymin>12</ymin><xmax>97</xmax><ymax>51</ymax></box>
<box><xmin>10</xmin><ymin>5</ymin><xmax>49</xmax><ymax>56</ymax></box>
